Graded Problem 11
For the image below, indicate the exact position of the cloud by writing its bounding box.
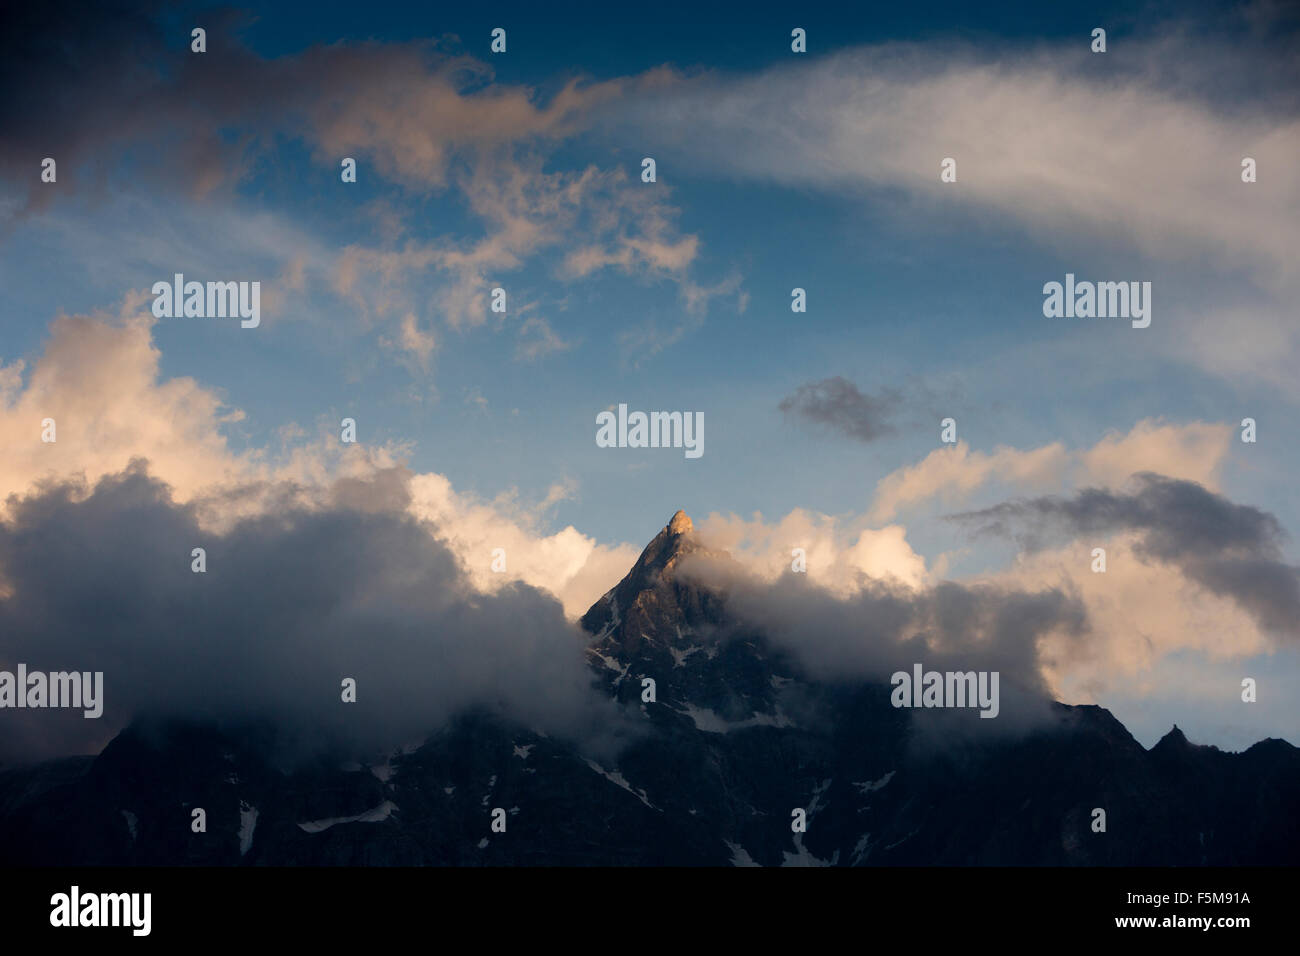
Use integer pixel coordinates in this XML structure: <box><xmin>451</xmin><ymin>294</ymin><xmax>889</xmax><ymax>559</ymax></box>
<box><xmin>396</xmin><ymin>312</ymin><xmax>437</xmax><ymax>366</ymax></box>
<box><xmin>688</xmin><ymin>486</ymin><xmax>1293</xmax><ymax>740</ymax></box>
<box><xmin>868</xmin><ymin>418</ymin><xmax>1232</xmax><ymax>521</ymax></box>
<box><xmin>333</xmin><ymin>160</ymin><xmax>705</xmax><ymax>335</ymax></box>
<box><xmin>609</xmin><ymin>29</ymin><xmax>1300</xmax><ymax>388</ymax></box>
<box><xmin>614</xmin><ymin>39</ymin><xmax>1299</xmax><ymax>284</ymax></box>
<box><xmin>952</xmin><ymin>474</ymin><xmax>1300</xmax><ymax>640</ymax></box>
<box><xmin>870</xmin><ymin>441</ymin><xmax>1068</xmax><ymax>522</ymax></box>
<box><xmin>407</xmin><ymin>473</ymin><xmax>640</xmax><ymax>619</ymax></box>
<box><xmin>696</xmin><ymin>508</ymin><xmax>932</xmax><ymax>592</ymax></box>
<box><xmin>562</xmin><ymin>230</ymin><xmax>699</xmax><ymax>278</ymax></box>
<box><xmin>0</xmin><ymin>309</ymin><xmax>635</xmax><ymax>619</ymax></box>
<box><xmin>676</xmin><ymin>549</ymin><xmax>1088</xmax><ymax>732</ymax></box>
<box><xmin>984</xmin><ymin>534</ymin><xmax>1272</xmax><ymax>705</ymax></box>
<box><xmin>779</xmin><ymin>377</ymin><xmax>902</xmax><ymax>443</ymax></box>
<box><xmin>515</xmin><ymin>316</ymin><xmax>575</xmax><ymax>362</ymax></box>
<box><xmin>1076</xmin><ymin>419</ymin><xmax>1232</xmax><ymax>491</ymax></box>
<box><xmin>0</xmin><ymin>1</ymin><xmax>623</xmax><ymax>206</ymax></box>
<box><xmin>680</xmin><ymin>272</ymin><xmax>746</xmax><ymax>317</ymax></box>
<box><xmin>692</xmin><ymin>438</ymin><xmax>1290</xmax><ymax>724</ymax></box>
<box><xmin>764</xmin><ymin>414</ymin><xmax>1291</xmax><ymax>716</ymax></box>
<box><xmin>0</xmin><ymin>463</ymin><xmax>630</xmax><ymax>765</ymax></box>
<box><xmin>0</xmin><ymin>3</ymin><xmax>714</xmax><ymax>361</ymax></box>
<box><xmin>1169</xmin><ymin>300</ymin><xmax>1300</xmax><ymax>399</ymax></box>
<box><xmin>0</xmin><ymin>308</ymin><xmax>257</xmax><ymax>505</ymax></box>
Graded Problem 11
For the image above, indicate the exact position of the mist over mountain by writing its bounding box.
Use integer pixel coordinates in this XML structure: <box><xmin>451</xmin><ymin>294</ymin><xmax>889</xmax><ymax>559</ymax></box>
<box><xmin>0</xmin><ymin>463</ymin><xmax>631</xmax><ymax>766</ymax></box>
<box><xmin>2</xmin><ymin>508</ymin><xmax>1296</xmax><ymax>866</ymax></box>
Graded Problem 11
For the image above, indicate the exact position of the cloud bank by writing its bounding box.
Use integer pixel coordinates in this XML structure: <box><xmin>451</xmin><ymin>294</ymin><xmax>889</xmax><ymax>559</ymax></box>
<box><xmin>0</xmin><ymin>463</ymin><xmax>628</xmax><ymax>765</ymax></box>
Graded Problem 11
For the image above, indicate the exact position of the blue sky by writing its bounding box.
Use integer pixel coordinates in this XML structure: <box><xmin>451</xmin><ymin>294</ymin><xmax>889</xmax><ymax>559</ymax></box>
<box><xmin>1</xmin><ymin>0</ymin><xmax>1297</xmax><ymax>751</ymax></box>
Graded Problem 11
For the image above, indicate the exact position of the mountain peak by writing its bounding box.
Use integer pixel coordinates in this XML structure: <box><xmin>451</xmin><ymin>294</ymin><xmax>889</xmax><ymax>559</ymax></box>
<box><xmin>633</xmin><ymin>510</ymin><xmax>699</xmax><ymax>576</ymax></box>
<box><xmin>1151</xmin><ymin>725</ymin><xmax>1191</xmax><ymax>754</ymax></box>
<box><xmin>579</xmin><ymin>510</ymin><xmax>713</xmax><ymax>640</ymax></box>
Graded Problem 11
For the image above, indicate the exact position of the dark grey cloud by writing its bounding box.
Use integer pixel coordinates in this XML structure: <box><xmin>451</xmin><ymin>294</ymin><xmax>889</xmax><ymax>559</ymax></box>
<box><xmin>0</xmin><ymin>461</ymin><xmax>631</xmax><ymax>765</ymax></box>
<box><xmin>0</xmin><ymin>0</ymin><xmax>243</xmax><ymax>212</ymax></box>
<box><xmin>778</xmin><ymin>377</ymin><xmax>902</xmax><ymax>443</ymax></box>
<box><xmin>0</xmin><ymin>0</ymin><xmax>608</xmax><ymax>215</ymax></box>
<box><xmin>951</xmin><ymin>473</ymin><xmax>1300</xmax><ymax>638</ymax></box>
<box><xmin>676</xmin><ymin>552</ymin><xmax>1089</xmax><ymax>734</ymax></box>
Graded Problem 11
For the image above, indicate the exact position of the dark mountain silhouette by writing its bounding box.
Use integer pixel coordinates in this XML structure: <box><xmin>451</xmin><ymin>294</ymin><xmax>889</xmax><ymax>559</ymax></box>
<box><xmin>2</xmin><ymin>511</ymin><xmax>1297</xmax><ymax>865</ymax></box>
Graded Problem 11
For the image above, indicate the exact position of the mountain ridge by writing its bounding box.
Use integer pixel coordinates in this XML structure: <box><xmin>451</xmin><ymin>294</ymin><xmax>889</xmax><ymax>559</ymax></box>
<box><xmin>1</xmin><ymin>509</ymin><xmax>1297</xmax><ymax>866</ymax></box>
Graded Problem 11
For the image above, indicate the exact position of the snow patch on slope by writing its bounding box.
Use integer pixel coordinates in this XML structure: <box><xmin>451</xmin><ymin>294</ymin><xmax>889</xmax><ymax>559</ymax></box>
<box><xmin>588</xmin><ymin>647</ymin><xmax>629</xmax><ymax>676</ymax></box>
<box><xmin>669</xmin><ymin>644</ymin><xmax>703</xmax><ymax>667</ymax></box>
<box><xmin>239</xmin><ymin>802</ymin><xmax>258</xmax><ymax>855</ymax></box>
<box><xmin>725</xmin><ymin>840</ymin><xmax>761</xmax><ymax>867</ymax></box>
<box><xmin>853</xmin><ymin>770</ymin><xmax>895</xmax><ymax>795</ymax></box>
<box><xmin>585</xmin><ymin>759</ymin><xmax>658</xmax><ymax>811</ymax></box>
<box><xmin>674</xmin><ymin>702</ymin><xmax>795</xmax><ymax>733</ymax></box>
<box><xmin>782</xmin><ymin>836</ymin><xmax>838</xmax><ymax>867</ymax></box>
<box><xmin>852</xmin><ymin>832</ymin><xmax>873</xmax><ymax>865</ymax></box>
<box><xmin>298</xmin><ymin>800</ymin><xmax>396</xmax><ymax>833</ymax></box>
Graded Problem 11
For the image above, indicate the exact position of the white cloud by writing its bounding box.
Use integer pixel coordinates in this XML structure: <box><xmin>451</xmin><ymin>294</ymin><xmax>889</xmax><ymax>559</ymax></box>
<box><xmin>615</xmin><ymin>40</ymin><xmax>1300</xmax><ymax>388</ymax></box>
<box><xmin>407</xmin><ymin>472</ymin><xmax>639</xmax><ymax>618</ymax></box>
<box><xmin>697</xmin><ymin>507</ymin><xmax>931</xmax><ymax>592</ymax></box>
<box><xmin>869</xmin><ymin>418</ymin><xmax>1232</xmax><ymax>521</ymax></box>
<box><xmin>0</xmin><ymin>309</ymin><xmax>634</xmax><ymax>620</ymax></box>
<box><xmin>620</xmin><ymin>44</ymin><xmax>1298</xmax><ymax>282</ymax></box>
